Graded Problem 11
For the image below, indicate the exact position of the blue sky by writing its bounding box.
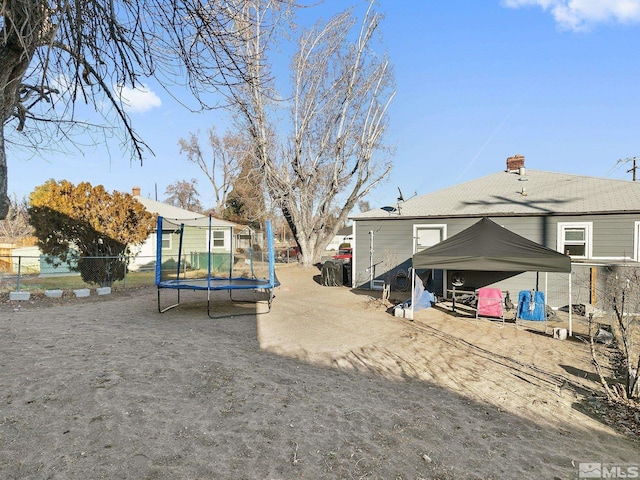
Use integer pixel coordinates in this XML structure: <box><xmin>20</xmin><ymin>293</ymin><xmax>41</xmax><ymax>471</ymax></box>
<box><xmin>7</xmin><ymin>0</ymin><xmax>640</xmax><ymax>211</ymax></box>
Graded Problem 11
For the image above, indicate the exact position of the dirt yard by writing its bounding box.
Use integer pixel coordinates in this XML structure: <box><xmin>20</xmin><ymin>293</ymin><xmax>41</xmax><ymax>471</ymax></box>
<box><xmin>0</xmin><ymin>264</ymin><xmax>638</xmax><ymax>479</ymax></box>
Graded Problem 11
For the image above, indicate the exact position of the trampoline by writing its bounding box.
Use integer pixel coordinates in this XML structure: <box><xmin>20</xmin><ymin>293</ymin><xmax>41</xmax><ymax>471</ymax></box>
<box><xmin>156</xmin><ymin>216</ymin><xmax>280</xmax><ymax>318</ymax></box>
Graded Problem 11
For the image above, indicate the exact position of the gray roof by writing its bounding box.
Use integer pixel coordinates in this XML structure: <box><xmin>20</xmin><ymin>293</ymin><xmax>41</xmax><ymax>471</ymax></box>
<box><xmin>134</xmin><ymin>196</ymin><xmax>236</xmax><ymax>227</ymax></box>
<box><xmin>337</xmin><ymin>225</ymin><xmax>353</xmax><ymax>236</ymax></box>
<box><xmin>353</xmin><ymin>169</ymin><xmax>640</xmax><ymax>219</ymax></box>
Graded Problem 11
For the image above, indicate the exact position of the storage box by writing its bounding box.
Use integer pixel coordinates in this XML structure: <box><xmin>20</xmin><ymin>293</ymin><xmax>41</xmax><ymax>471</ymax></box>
<box><xmin>394</xmin><ymin>306</ymin><xmax>414</xmax><ymax>320</ymax></box>
<box><xmin>553</xmin><ymin>327</ymin><xmax>568</xmax><ymax>340</ymax></box>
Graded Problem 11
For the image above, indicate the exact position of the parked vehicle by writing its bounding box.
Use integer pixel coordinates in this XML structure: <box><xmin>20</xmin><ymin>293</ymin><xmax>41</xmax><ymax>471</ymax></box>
<box><xmin>278</xmin><ymin>246</ymin><xmax>301</xmax><ymax>262</ymax></box>
<box><xmin>332</xmin><ymin>247</ymin><xmax>352</xmax><ymax>263</ymax></box>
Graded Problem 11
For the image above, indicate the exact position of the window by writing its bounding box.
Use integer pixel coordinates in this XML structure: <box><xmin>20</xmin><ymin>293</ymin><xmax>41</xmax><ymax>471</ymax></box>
<box><xmin>557</xmin><ymin>222</ymin><xmax>592</xmax><ymax>258</ymax></box>
<box><xmin>563</xmin><ymin>228</ymin><xmax>586</xmax><ymax>256</ymax></box>
<box><xmin>413</xmin><ymin>224</ymin><xmax>447</xmax><ymax>253</ymax></box>
<box><xmin>161</xmin><ymin>232</ymin><xmax>172</xmax><ymax>250</ymax></box>
<box><xmin>413</xmin><ymin>224</ymin><xmax>447</xmax><ymax>296</ymax></box>
<box><xmin>212</xmin><ymin>230</ymin><xmax>225</xmax><ymax>248</ymax></box>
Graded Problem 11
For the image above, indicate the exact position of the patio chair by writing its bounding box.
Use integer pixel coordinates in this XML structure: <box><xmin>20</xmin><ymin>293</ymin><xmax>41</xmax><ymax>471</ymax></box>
<box><xmin>516</xmin><ymin>290</ymin><xmax>547</xmax><ymax>333</ymax></box>
<box><xmin>475</xmin><ymin>287</ymin><xmax>505</xmax><ymax>327</ymax></box>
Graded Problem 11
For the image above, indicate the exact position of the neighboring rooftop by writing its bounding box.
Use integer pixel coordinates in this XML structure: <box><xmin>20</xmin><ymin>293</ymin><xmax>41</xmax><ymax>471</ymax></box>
<box><xmin>336</xmin><ymin>225</ymin><xmax>353</xmax><ymax>236</ymax></box>
<box><xmin>353</xmin><ymin>156</ymin><xmax>640</xmax><ymax>219</ymax></box>
<box><xmin>132</xmin><ymin>187</ymin><xmax>236</xmax><ymax>226</ymax></box>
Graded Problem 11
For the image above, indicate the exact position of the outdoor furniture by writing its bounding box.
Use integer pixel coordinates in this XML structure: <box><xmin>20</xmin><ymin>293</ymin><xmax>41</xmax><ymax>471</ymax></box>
<box><xmin>446</xmin><ymin>287</ymin><xmax>476</xmax><ymax>313</ymax></box>
<box><xmin>475</xmin><ymin>287</ymin><xmax>505</xmax><ymax>327</ymax></box>
<box><xmin>516</xmin><ymin>290</ymin><xmax>547</xmax><ymax>332</ymax></box>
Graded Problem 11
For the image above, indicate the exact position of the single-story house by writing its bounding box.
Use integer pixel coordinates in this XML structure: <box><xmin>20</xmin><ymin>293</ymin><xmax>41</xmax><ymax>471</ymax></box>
<box><xmin>326</xmin><ymin>225</ymin><xmax>354</xmax><ymax>251</ymax></box>
<box><xmin>349</xmin><ymin>155</ymin><xmax>640</xmax><ymax>309</ymax></box>
<box><xmin>234</xmin><ymin>225</ymin><xmax>263</xmax><ymax>251</ymax></box>
<box><xmin>1</xmin><ymin>238</ymin><xmax>80</xmax><ymax>276</ymax></box>
<box><xmin>4</xmin><ymin>190</ymin><xmax>237</xmax><ymax>276</ymax></box>
<box><xmin>8</xmin><ymin>245</ymin><xmax>42</xmax><ymax>274</ymax></box>
<box><xmin>131</xmin><ymin>188</ymin><xmax>237</xmax><ymax>272</ymax></box>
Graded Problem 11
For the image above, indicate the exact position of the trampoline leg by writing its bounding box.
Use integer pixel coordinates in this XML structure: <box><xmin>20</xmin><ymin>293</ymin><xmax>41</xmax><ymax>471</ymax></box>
<box><xmin>158</xmin><ymin>288</ymin><xmax>181</xmax><ymax>313</ymax></box>
<box><xmin>205</xmin><ymin>288</ymin><xmax>275</xmax><ymax>319</ymax></box>
<box><xmin>266</xmin><ymin>288</ymin><xmax>274</xmax><ymax>311</ymax></box>
<box><xmin>227</xmin><ymin>288</ymin><xmax>249</xmax><ymax>304</ymax></box>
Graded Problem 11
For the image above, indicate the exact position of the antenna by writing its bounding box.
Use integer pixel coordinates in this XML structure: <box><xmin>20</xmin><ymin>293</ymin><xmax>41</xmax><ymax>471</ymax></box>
<box><xmin>397</xmin><ymin>187</ymin><xmax>404</xmax><ymax>202</ymax></box>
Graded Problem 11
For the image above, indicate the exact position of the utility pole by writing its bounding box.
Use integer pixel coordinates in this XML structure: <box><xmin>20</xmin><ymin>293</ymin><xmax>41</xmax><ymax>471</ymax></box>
<box><xmin>629</xmin><ymin>157</ymin><xmax>637</xmax><ymax>182</ymax></box>
<box><xmin>618</xmin><ymin>157</ymin><xmax>638</xmax><ymax>181</ymax></box>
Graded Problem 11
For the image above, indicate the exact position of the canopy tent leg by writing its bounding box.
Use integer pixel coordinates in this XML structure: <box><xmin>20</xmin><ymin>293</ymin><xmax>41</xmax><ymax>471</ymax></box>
<box><xmin>409</xmin><ymin>268</ymin><xmax>415</xmax><ymax>320</ymax></box>
<box><xmin>569</xmin><ymin>271</ymin><xmax>573</xmax><ymax>337</ymax></box>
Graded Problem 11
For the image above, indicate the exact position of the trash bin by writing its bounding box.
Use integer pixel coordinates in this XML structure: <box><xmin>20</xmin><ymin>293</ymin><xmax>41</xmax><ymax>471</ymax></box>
<box><xmin>343</xmin><ymin>262</ymin><xmax>352</xmax><ymax>287</ymax></box>
<box><xmin>321</xmin><ymin>260</ymin><xmax>343</xmax><ymax>286</ymax></box>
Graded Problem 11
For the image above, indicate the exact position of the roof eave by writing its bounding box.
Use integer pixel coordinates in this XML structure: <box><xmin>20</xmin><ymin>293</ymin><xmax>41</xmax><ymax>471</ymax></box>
<box><xmin>351</xmin><ymin>209</ymin><xmax>640</xmax><ymax>222</ymax></box>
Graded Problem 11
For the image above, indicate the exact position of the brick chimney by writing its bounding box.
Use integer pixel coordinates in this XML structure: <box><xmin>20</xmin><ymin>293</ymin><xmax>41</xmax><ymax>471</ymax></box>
<box><xmin>506</xmin><ymin>154</ymin><xmax>525</xmax><ymax>172</ymax></box>
<box><xmin>132</xmin><ymin>186</ymin><xmax>141</xmax><ymax>196</ymax></box>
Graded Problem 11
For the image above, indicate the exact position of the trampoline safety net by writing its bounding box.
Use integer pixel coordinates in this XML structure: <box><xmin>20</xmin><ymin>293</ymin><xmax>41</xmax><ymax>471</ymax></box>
<box><xmin>155</xmin><ymin>216</ymin><xmax>272</xmax><ymax>286</ymax></box>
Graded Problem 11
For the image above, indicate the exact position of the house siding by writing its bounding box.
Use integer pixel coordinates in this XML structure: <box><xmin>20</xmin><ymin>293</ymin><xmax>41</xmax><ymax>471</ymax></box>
<box><xmin>587</xmin><ymin>214</ymin><xmax>637</xmax><ymax>259</ymax></box>
<box><xmin>155</xmin><ymin>223</ymin><xmax>235</xmax><ymax>278</ymax></box>
<box><xmin>353</xmin><ymin>213</ymin><xmax>640</xmax><ymax>309</ymax></box>
<box><xmin>549</xmin><ymin>213</ymin><xmax>638</xmax><ymax>259</ymax></box>
<box><xmin>353</xmin><ymin>219</ymin><xmax>414</xmax><ymax>291</ymax></box>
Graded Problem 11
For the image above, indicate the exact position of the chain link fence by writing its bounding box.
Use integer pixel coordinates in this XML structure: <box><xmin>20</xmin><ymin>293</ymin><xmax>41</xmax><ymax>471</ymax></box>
<box><xmin>0</xmin><ymin>254</ymin><xmax>158</xmax><ymax>295</ymax></box>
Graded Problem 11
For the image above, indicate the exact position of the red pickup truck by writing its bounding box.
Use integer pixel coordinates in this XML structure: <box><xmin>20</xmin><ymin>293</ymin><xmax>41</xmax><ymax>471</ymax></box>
<box><xmin>333</xmin><ymin>247</ymin><xmax>352</xmax><ymax>263</ymax></box>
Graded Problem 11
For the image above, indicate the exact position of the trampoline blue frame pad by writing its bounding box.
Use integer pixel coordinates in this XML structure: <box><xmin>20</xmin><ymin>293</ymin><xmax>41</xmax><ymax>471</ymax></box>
<box><xmin>158</xmin><ymin>277</ymin><xmax>280</xmax><ymax>291</ymax></box>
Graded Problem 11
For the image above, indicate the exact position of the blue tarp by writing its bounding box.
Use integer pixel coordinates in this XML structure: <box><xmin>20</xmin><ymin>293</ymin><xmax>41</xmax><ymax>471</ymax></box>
<box><xmin>401</xmin><ymin>278</ymin><xmax>435</xmax><ymax>311</ymax></box>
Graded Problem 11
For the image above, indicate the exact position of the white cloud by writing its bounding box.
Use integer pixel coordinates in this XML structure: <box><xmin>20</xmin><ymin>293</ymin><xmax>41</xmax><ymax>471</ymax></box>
<box><xmin>115</xmin><ymin>83</ymin><xmax>162</xmax><ymax>113</ymax></box>
<box><xmin>502</xmin><ymin>0</ymin><xmax>640</xmax><ymax>31</ymax></box>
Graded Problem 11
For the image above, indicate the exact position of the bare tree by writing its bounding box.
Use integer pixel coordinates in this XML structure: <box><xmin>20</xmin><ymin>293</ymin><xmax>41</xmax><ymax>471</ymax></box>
<box><xmin>0</xmin><ymin>193</ymin><xmax>31</xmax><ymax>240</ymax></box>
<box><xmin>0</xmin><ymin>0</ymin><xmax>289</xmax><ymax>220</ymax></box>
<box><xmin>215</xmin><ymin>1</ymin><xmax>395</xmax><ymax>265</ymax></box>
<box><xmin>358</xmin><ymin>200</ymin><xmax>371</xmax><ymax>213</ymax></box>
<box><xmin>164</xmin><ymin>178</ymin><xmax>203</xmax><ymax>213</ymax></box>
<box><xmin>2</xmin><ymin>0</ymin><xmax>393</xmax><ymax>267</ymax></box>
<box><xmin>178</xmin><ymin>128</ymin><xmax>251</xmax><ymax>216</ymax></box>
<box><xmin>592</xmin><ymin>265</ymin><xmax>640</xmax><ymax>401</ymax></box>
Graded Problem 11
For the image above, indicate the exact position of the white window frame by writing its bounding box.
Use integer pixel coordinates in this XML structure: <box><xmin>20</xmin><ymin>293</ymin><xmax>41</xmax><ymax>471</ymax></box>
<box><xmin>413</xmin><ymin>224</ymin><xmax>447</xmax><ymax>254</ymax></box>
<box><xmin>210</xmin><ymin>229</ymin><xmax>226</xmax><ymax>249</ymax></box>
<box><xmin>634</xmin><ymin>221</ymin><xmax>640</xmax><ymax>262</ymax></box>
<box><xmin>557</xmin><ymin>222</ymin><xmax>592</xmax><ymax>259</ymax></box>
<box><xmin>413</xmin><ymin>224</ymin><xmax>447</xmax><ymax>296</ymax></box>
<box><xmin>161</xmin><ymin>232</ymin><xmax>172</xmax><ymax>250</ymax></box>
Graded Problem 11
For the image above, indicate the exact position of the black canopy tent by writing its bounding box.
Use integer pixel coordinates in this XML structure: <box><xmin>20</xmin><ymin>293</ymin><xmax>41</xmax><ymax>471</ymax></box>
<box><xmin>410</xmin><ymin>218</ymin><xmax>573</xmax><ymax>331</ymax></box>
<box><xmin>412</xmin><ymin>218</ymin><xmax>571</xmax><ymax>273</ymax></box>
